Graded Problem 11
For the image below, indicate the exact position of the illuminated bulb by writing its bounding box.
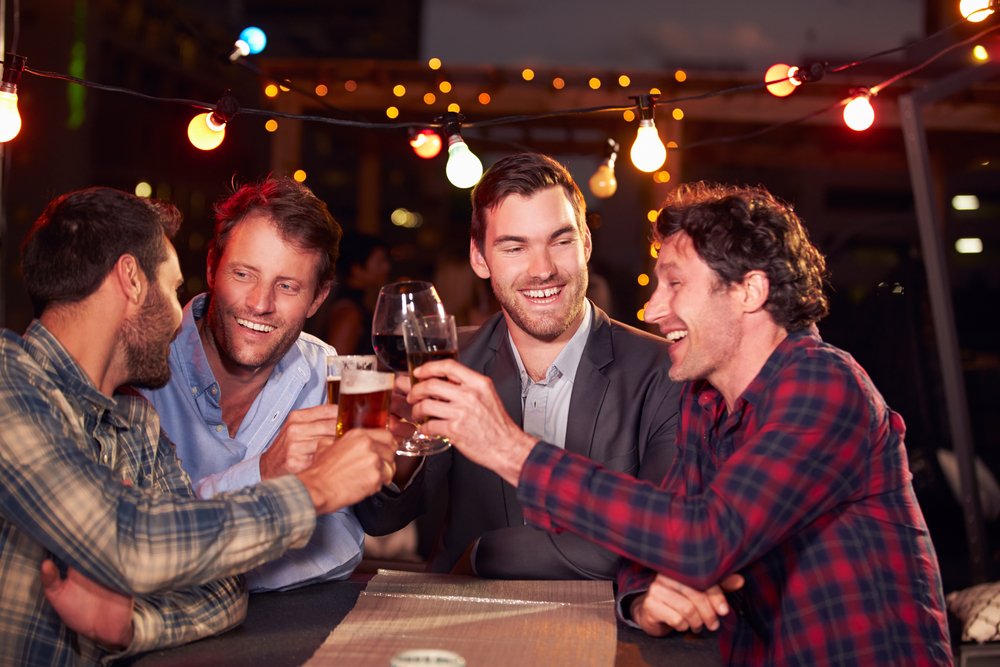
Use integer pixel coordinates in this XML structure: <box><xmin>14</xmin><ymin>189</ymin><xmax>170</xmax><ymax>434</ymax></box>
<box><xmin>843</xmin><ymin>94</ymin><xmax>875</xmax><ymax>131</ymax></box>
<box><xmin>764</xmin><ymin>64</ymin><xmax>801</xmax><ymax>97</ymax></box>
<box><xmin>445</xmin><ymin>134</ymin><xmax>483</xmax><ymax>188</ymax></box>
<box><xmin>409</xmin><ymin>129</ymin><xmax>442</xmax><ymax>159</ymax></box>
<box><xmin>960</xmin><ymin>0</ymin><xmax>994</xmax><ymax>22</ymax></box>
<box><xmin>0</xmin><ymin>90</ymin><xmax>21</xmax><ymax>142</ymax></box>
<box><xmin>631</xmin><ymin>120</ymin><xmax>667</xmax><ymax>172</ymax></box>
<box><xmin>589</xmin><ymin>152</ymin><xmax>618</xmax><ymax>199</ymax></box>
<box><xmin>187</xmin><ymin>112</ymin><xmax>226</xmax><ymax>150</ymax></box>
<box><xmin>972</xmin><ymin>44</ymin><xmax>989</xmax><ymax>61</ymax></box>
<box><xmin>239</xmin><ymin>27</ymin><xmax>267</xmax><ymax>54</ymax></box>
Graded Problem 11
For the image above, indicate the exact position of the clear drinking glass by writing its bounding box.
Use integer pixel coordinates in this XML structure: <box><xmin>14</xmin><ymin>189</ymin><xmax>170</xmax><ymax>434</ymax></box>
<box><xmin>371</xmin><ymin>281</ymin><xmax>445</xmax><ymax>373</ymax></box>
<box><xmin>335</xmin><ymin>367</ymin><xmax>394</xmax><ymax>438</ymax></box>
<box><xmin>325</xmin><ymin>355</ymin><xmax>377</xmax><ymax>405</ymax></box>
<box><xmin>399</xmin><ymin>313</ymin><xmax>458</xmax><ymax>456</ymax></box>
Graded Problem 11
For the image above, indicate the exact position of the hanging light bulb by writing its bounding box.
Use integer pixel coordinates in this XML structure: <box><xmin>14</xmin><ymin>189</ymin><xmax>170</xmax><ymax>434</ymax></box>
<box><xmin>764</xmin><ymin>64</ymin><xmax>802</xmax><ymax>97</ymax></box>
<box><xmin>843</xmin><ymin>91</ymin><xmax>875</xmax><ymax>132</ymax></box>
<box><xmin>409</xmin><ymin>128</ymin><xmax>443</xmax><ymax>159</ymax></box>
<box><xmin>0</xmin><ymin>54</ymin><xmax>26</xmax><ymax>143</ymax></box>
<box><xmin>960</xmin><ymin>0</ymin><xmax>995</xmax><ymax>22</ymax></box>
<box><xmin>441</xmin><ymin>113</ymin><xmax>483</xmax><ymax>188</ymax></box>
<box><xmin>629</xmin><ymin>95</ymin><xmax>667</xmax><ymax>173</ymax></box>
<box><xmin>589</xmin><ymin>138</ymin><xmax>619</xmax><ymax>199</ymax></box>
<box><xmin>230</xmin><ymin>27</ymin><xmax>267</xmax><ymax>61</ymax></box>
<box><xmin>187</xmin><ymin>94</ymin><xmax>239</xmax><ymax>151</ymax></box>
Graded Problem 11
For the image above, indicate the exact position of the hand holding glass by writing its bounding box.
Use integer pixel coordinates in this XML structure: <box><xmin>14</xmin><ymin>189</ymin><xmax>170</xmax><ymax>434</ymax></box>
<box><xmin>336</xmin><ymin>367</ymin><xmax>394</xmax><ymax>438</ymax></box>
<box><xmin>399</xmin><ymin>313</ymin><xmax>458</xmax><ymax>456</ymax></box>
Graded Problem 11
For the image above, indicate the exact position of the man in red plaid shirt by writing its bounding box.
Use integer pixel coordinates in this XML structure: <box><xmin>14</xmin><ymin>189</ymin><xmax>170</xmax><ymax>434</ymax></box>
<box><xmin>410</xmin><ymin>182</ymin><xmax>952</xmax><ymax>665</ymax></box>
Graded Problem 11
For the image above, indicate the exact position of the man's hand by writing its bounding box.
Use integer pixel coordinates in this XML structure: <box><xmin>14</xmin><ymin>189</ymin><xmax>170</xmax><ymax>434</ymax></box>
<box><xmin>630</xmin><ymin>572</ymin><xmax>745</xmax><ymax>636</ymax></box>
<box><xmin>408</xmin><ymin>359</ymin><xmax>537</xmax><ymax>486</ymax></box>
<box><xmin>40</xmin><ymin>559</ymin><xmax>134</xmax><ymax>649</ymax></box>
<box><xmin>260</xmin><ymin>404</ymin><xmax>339</xmax><ymax>480</ymax></box>
<box><xmin>296</xmin><ymin>428</ymin><xmax>397</xmax><ymax>514</ymax></box>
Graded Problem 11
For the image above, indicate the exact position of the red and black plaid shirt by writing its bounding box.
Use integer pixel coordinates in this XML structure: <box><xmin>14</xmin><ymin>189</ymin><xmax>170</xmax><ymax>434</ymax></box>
<box><xmin>519</xmin><ymin>329</ymin><xmax>951</xmax><ymax>665</ymax></box>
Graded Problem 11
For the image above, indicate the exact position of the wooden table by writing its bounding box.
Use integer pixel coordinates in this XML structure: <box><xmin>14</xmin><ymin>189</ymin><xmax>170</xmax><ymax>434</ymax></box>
<box><xmin>124</xmin><ymin>576</ymin><xmax>722</xmax><ymax>666</ymax></box>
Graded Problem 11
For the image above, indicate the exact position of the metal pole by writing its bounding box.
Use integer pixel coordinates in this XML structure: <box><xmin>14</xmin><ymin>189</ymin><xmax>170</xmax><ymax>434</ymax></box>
<box><xmin>897</xmin><ymin>61</ymin><xmax>1000</xmax><ymax>584</ymax></box>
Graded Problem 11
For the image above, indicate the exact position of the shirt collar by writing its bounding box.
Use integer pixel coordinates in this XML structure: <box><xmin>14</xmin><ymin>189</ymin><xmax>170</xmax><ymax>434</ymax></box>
<box><xmin>508</xmin><ymin>300</ymin><xmax>594</xmax><ymax>389</ymax></box>
<box><xmin>24</xmin><ymin>320</ymin><xmax>133</xmax><ymax>427</ymax></box>
<box><xmin>694</xmin><ymin>326</ymin><xmax>820</xmax><ymax>411</ymax></box>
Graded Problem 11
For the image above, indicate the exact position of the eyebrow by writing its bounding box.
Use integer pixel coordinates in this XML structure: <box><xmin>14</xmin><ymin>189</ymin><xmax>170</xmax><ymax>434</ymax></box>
<box><xmin>492</xmin><ymin>225</ymin><xmax>578</xmax><ymax>246</ymax></box>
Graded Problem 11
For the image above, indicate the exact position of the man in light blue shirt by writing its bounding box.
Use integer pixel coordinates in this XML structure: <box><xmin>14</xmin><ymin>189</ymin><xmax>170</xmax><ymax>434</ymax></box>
<box><xmin>143</xmin><ymin>177</ymin><xmax>364</xmax><ymax>591</ymax></box>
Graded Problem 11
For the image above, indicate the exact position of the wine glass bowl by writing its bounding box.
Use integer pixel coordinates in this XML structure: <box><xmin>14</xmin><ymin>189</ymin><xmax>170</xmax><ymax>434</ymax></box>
<box><xmin>399</xmin><ymin>313</ymin><xmax>458</xmax><ymax>456</ymax></box>
<box><xmin>371</xmin><ymin>281</ymin><xmax>445</xmax><ymax>372</ymax></box>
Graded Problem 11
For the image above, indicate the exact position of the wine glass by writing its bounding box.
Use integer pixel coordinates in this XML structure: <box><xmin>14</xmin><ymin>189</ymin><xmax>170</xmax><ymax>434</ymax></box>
<box><xmin>372</xmin><ymin>281</ymin><xmax>447</xmax><ymax>456</ymax></box>
<box><xmin>400</xmin><ymin>313</ymin><xmax>458</xmax><ymax>456</ymax></box>
<box><xmin>372</xmin><ymin>281</ymin><xmax>445</xmax><ymax>373</ymax></box>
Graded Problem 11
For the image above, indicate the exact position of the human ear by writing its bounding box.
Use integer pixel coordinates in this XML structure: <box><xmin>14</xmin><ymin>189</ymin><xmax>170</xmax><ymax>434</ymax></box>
<box><xmin>742</xmin><ymin>271</ymin><xmax>770</xmax><ymax>313</ymax></box>
<box><xmin>469</xmin><ymin>239</ymin><xmax>491</xmax><ymax>279</ymax></box>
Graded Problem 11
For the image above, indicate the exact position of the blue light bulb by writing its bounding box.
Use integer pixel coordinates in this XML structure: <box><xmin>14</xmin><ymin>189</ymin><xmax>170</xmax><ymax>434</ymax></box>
<box><xmin>239</xmin><ymin>27</ymin><xmax>267</xmax><ymax>55</ymax></box>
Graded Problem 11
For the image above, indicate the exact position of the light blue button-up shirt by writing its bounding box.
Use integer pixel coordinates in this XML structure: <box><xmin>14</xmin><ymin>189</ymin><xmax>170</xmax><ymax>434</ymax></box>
<box><xmin>141</xmin><ymin>293</ymin><xmax>364</xmax><ymax>591</ymax></box>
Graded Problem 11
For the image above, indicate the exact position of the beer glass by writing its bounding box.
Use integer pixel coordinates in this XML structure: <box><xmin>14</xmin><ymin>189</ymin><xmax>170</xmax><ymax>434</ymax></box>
<box><xmin>336</xmin><ymin>367</ymin><xmax>393</xmax><ymax>438</ymax></box>
<box><xmin>326</xmin><ymin>355</ymin><xmax>377</xmax><ymax>405</ymax></box>
<box><xmin>371</xmin><ymin>281</ymin><xmax>444</xmax><ymax>372</ymax></box>
<box><xmin>399</xmin><ymin>313</ymin><xmax>458</xmax><ymax>456</ymax></box>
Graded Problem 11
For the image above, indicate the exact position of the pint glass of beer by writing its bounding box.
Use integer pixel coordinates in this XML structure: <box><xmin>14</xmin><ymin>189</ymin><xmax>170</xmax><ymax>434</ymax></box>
<box><xmin>336</xmin><ymin>367</ymin><xmax>393</xmax><ymax>438</ymax></box>
<box><xmin>326</xmin><ymin>354</ymin><xmax>377</xmax><ymax>405</ymax></box>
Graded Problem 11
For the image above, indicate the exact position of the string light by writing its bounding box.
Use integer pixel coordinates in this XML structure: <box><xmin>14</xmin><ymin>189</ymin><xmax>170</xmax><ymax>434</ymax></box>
<box><xmin>588</xmin><ymin>138</ymin><xmax>619</xmax><ymax>199</ymax></box>
<box><xmin>843</xmin><ymin>90</ymin><xmax>875</xmax><ymax>131</ymax></box>
<box><xmin>764</xmin><ymin>63</ymin><xmax>802</xmax><ymax>97</ymax></box>
<box><xmin>187</xmin><ymin>94</ymin><xmax>238</xmax><ymax>151</ymax></box>
<box><xmin>230</xmin><ymin>27</ymin><xmax>267</xmax><ymax>61</ymax></box>
<box><xmin>441</xmin><ymin>113</ymin><xmax>483</xmax><ymax>188</ymax></box>
<box><xmin>0</xmin><ymin>54</ymin><xmax>25</xmax><ymax>143</ymax></box>
<box><xmin>960</xmin><ymin>0</ymin><xmax>995</xmax><ymax>22</ymax></box>
<box><xmin>409</xmin><ymin>128</ymin><xmax>442</xmax><ymax>159</ymax></box>
<box><xmin>629</xmin><ymin>95</ymin><xmax>667</xmax><ymax>172</ymax></box>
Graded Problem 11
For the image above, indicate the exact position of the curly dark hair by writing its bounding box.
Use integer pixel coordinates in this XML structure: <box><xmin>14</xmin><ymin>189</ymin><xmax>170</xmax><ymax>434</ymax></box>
<box><xmin>654</xmin><ymin>182</ymin><xmax>829</xmax><ymax>331</ymax></box>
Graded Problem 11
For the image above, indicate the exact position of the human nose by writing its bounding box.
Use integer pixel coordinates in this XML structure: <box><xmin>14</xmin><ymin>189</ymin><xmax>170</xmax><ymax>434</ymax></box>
<box><xmin>527</xmin><ymin>247</ymin><xmax>556</xmax><ymax>280</ymax></box>
<box><xmin>643</xmin><ymin>285</ymin><xmax>669</xmax><ymax>327</ymax></box>
<box><xmin>246</xmin><ymin>282</ymin><xmax>275</xmax><ymax>313</ymax></box>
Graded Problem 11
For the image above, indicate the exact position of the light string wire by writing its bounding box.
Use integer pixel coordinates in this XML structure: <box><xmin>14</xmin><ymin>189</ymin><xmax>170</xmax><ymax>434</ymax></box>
<box><xmin>4</xmin><ymin>13</ymin><xmax>998</xmax><ymax>147</ymax></box>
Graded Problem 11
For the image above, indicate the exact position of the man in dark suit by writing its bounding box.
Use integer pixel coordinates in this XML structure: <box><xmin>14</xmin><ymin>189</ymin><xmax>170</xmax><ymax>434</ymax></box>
<box><xmin>356</xmin><ymin>153</ymin><xmax>679</xmax><ymax>579</ymax></box>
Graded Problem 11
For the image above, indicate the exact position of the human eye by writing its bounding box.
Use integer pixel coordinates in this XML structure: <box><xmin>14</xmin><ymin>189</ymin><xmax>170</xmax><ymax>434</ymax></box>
<box><xmin>232</xmin><ymin>268</ymin><xmax>251</xmax><ymax>280</ymax></box>
<box><xmin>499</xmin><ymin>244</ymin><xmax>524</xmax><ymax>255</ymax></box>
<box><xmin>277</xmin><ymin>281</ymin><xmax>300</xmax><ymax>295</ymax></box>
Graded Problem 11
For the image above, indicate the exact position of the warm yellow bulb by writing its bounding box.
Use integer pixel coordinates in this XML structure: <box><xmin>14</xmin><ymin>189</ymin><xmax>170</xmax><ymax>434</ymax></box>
<box><xmin>344</xmin><ymin>80</ymin><xmax>358</xmax><ymax>92</ymax></box>
<box><xmin>647</xmin><ymin>210</ymin><xmax>659</xmax><ymax>223</ymax></box>
<box><xmin>672</xmin><ymin>108</ymin><xmax>684</xmax><ymax>120</ymax></box>
<box><xmin>623</xmin><ymin>109</ymin><xmax>635</xmax><ymax>122</ymax></box>
<box><xmin>424</xmin><ymin>92</ymin><xmax>437</xmax><ymax>105</ymax></box>
<box><xmin>293</xmin><ymin>169</ymin><xmax>307</xmax><ymax>182</ymax></box>
<box><xmin>521</xmin><ymin>68</ymin><xmax>535</xmax><ymax>81</ymax></box>
<box><xmin>552</xmin><ymin>77</ymin><xmax>565</xmax><ymax>90</ymax></box>
<box><xmin>428</xmin><ymin>57</ymin><xmax>442</xmax><ymax>70</ymax></box>
<box><xmin>960</xmin><ymin>0</ymin><xmax>994</xmax><ymax>22</ymax></box>
<box><xmin>187</xmin><ymin>112</ymin><xmax>226</xmax><ymax>151</ymax></box>
<box><xmin>0</xmin><ymin>91</ymin><xmax>22</xmax><ymax>142</ymax></box>
<box><xmin>386</xmin><ymin>106</ymin><xmax>400</xmax><ymax>119</ymax></box>
<box><xmin>439</xmin><ymin>81</ymin><xmax>452</xmax><ymax>93</ymax></box>
<box><xmin>630</xmin><ymin>120</ymin><xmax>667</xmax><ymax>172</ymax></box>
<box><xmin>764</xmin><ymin>64</ymin><xmax>801</xmax><ymax>97</ymax></box>
<box><xmin>447</xmin><ymin>102</ymin><xmax>461</xmax><ymax>113</ymax></box>
<box><xmin>478</xmin><ymin>92</ymin><xmax>491</xmax><ymax>105</ymax></box>
<box><xmin>618</xmin><ymin>75</ymin><xmax>631</xmax><ymax>87</ymax></box>
<box><xmin>588</xmin><ymin>160</ymin><xmax>617</xmax><ymax>199</ymax></box>
<box><xmin>134</xmin><ymin>181</ymin><xmax>152</xmax><ymax>198</ymax></box>
<box><xmin>315</xmin><ymin>84</ymin><xmax>328</xmax><ymax>96</ymax></box>
<box><xmin>264</xmin><ymin>84</ymin><xmax>279</xmax><ymax>98</ymax></box>
<box><xmin>843</xmin><ymin>95</ymin><xmax>875</xmax><ymax>131</ymax></box>
<box><xmin>973</xmin><ymin>44</ymin><xmax>989</xmax><ymax>61</ymax></box>
<box><xmin>674</xmin><ymin>70</ymin><xmax>687</xmax><ymax>82</ymax></box>
<box><xmin>589</xmin><ymin>77</ymin><xmax>601</xmax><ymax>90</ymax></box>
<box><xmin>264</xmin><ymin>119</ymin><xmax>278</xmax><ymax>132</ymax></box>
<box><xmin>637</xmin><ymin>273</ymin><xmax>650</xmax><ymax>286</ymax></box>
<box><xmin>393</xmin><ymin>84</ymin><xmax>406</xmax><ymax>97</ymax></box>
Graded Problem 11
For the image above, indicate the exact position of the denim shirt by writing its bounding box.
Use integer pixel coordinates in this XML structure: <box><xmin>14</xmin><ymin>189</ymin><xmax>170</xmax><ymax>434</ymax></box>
<box><xmin>142</xmin><ymin>293</ymin><xmax>364</xmax><ymax>591</ymax></box>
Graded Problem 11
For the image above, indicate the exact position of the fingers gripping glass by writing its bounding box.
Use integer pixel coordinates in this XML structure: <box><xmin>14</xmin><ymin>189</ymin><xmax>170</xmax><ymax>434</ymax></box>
<box><xmin>398</xmin><ymin>313</ymin><xmax>457</xmax><ymax>456</ymax></box>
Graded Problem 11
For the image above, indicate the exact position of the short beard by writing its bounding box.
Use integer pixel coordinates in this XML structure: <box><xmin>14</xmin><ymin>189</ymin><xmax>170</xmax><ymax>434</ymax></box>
<box><xmin>121</xmin><ymin>285</ymin><xmax>174</xmax><ymax>389</ymax></box>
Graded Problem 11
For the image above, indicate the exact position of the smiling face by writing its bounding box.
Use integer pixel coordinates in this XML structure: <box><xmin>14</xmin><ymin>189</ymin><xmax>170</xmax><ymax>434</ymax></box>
<box><xmin>644</xmin><ymin>231</ymin><xmax>743</xmax><ymax>387</ymax></box>
<box><xmin>202</xmin><ymin>211</ymin><xmax>329</xmax><ymax>375</ymax></box>
<box><xmin>470</xmin><ymin>186</ymin><xmax>592</xmax><ymax>344</ymax></box>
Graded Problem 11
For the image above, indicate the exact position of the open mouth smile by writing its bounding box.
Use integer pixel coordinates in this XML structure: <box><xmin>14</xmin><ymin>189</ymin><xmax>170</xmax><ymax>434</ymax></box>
<box><xmin>236</xmin><ymin>318</ymin><xmax>276</xmax><ymax>333</ymax></box>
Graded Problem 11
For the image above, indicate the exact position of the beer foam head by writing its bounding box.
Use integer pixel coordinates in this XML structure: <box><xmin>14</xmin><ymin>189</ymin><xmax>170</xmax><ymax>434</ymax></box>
<box><xmin>340</xmin><ymin>369</ymin><xmax>393</xmax><ymax>394</ymax></box>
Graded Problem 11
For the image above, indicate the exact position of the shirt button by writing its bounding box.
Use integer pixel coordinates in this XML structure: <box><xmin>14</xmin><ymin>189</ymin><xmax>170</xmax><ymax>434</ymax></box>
<box><xmin>210</xmin><ymin>387</ymin><xmax>218</xmax><ymax>395</ymax></box>
<box><xmin>216</xmin><ymin>425</ymin><xmax>224</xmax><ymax>432</ymax></box>
<box><xmin>191</xmin><ymin>387</ymin><xmax>198</xmax><ymax>394</ymax></box>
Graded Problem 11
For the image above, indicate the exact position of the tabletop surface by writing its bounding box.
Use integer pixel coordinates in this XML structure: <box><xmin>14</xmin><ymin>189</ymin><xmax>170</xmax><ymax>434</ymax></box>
<box><xmin>123</xmin><ymin>576</ymin><xmax>722</xmax><ymax>666</ymax></box>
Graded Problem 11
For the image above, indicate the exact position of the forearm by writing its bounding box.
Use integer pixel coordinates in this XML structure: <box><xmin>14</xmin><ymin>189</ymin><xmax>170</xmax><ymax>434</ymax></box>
<box><xmin>245</xmin><ymin>508</ymin><xmax>364</xmax><ymax>592</ymax></box>
<box><xmin>120</xmin><ymin>576</ymin><xmax>247</xmax><ymax>657</ymax></box>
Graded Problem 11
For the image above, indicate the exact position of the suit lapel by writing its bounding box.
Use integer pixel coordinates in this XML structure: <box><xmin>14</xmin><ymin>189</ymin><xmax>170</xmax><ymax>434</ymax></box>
<box><xmin>566</xmin><ymin>306</ymin><xmax>612</xmax><ymax>459</ymax></box>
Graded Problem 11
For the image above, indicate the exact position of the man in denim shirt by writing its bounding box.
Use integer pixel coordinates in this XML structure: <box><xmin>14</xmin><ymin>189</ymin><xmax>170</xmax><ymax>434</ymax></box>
<box><xmin>143</xmin><ymin>177</ymin><xmax>364</xmax><ymax>591</ymax></box>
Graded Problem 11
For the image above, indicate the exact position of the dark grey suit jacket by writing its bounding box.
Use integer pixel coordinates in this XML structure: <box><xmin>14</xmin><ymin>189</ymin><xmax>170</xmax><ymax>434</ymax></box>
<box><xmin>356</xmin><ymin>304</ymin><xmax>679</xmax><ymax>580</ymax></box>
